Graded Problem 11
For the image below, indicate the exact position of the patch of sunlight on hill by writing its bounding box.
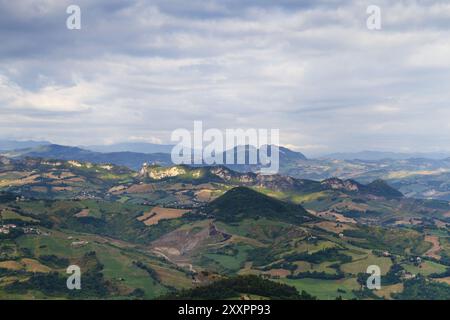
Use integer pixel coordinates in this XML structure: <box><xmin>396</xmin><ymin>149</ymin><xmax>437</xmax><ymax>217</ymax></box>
<box><xmin>252</xmin><ymin>187</ymin><xmax>328</xmax><ymax>204</ymax></box>
<box><xmin>386</xmin><ymin>169</ymin><xmax>450</xmax><ymax>179</ymax></box>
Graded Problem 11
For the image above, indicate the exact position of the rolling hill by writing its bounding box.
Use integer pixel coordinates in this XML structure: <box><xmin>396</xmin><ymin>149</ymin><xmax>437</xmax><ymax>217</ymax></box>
<box><xmin>205</xmin><ymin>186</ymin><xmax>315</xmax><ymax>224</ymax></box>
<box><xmin>1</xmin><ymin>156</ymin><xmax>450</xmax><ymax>300</ymax></box>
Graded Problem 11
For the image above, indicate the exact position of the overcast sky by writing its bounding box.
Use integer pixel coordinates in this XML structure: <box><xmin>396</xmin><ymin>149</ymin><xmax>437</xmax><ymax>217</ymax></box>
<box><xmin>1</xmin><ymin>0</ymin><xmax>450</xmax><ymax>155</ymax></box>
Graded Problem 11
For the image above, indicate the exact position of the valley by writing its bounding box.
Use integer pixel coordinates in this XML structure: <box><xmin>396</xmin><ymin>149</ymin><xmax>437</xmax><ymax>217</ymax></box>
<box><xmin>1</xmin><ymin>155</ymin><xmax>450</xmax><ymax>299</ymax></box>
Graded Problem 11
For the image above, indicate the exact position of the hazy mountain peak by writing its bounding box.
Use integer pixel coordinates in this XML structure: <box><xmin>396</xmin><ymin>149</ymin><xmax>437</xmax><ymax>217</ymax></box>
<box><xmin>0</xmin><ymin>140</ymin><xmax>50</xmax><ymax>151</ymax></box>
<box><xmin>85</xmin><ymin>142</ymin><xmax>174</xmax><ymax>154</ymax></box>
<box><xmin>366</xmin><ymin>179</ymin><xmax>403</xmax><ymax>199</ymax></box>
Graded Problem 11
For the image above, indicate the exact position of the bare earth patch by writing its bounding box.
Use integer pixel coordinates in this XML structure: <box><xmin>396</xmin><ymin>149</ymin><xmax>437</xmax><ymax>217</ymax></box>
<box><xmin>0</xmin><ymin>260</ymin><xmax>23</xmax><ymax>270</ymax></box>
<box><xmin>138</xmin><ymin>207</ymin><xmax>190</xmax><ymax>226</ymax></box>
<box><xmin>0</xmin><ymin>259</ymin><xmax>51</xmax><ymax>273</ymax></box>
<box><xmin>21</xmin><ymin>258</ymin><xmax>51</xmax><ymax>273</ymax></box>
<box><xmin>435</xmin><ymin>277</ymin><xmax>450</xmax><ymax>285</ymax></box>
<box><xmin>52</xmin><ymin>186</ymin><xmax>74</xmax><ymax>192</ymax></box>
<box><xmin>374</xmin><ymin>283</ymin><xmax>404</xmax><ymax>299</ymax></box>
<box><xmin>64</xmin><ymin>177</ymin><xmax>85</xmax><ymax>183</ymax></box>
<box><xmin>424</xmin><ymin>235</ymin><xmax>441</xmax><ymax>260</ymax></box>
<box><xmin>266</xmin><ymin>269</ymin><xmax>291</xmax><ymax>277</ymax></box>
<box><xmin>195</xmin><ymin>189</ymin><xmax>214</xmax><ymax>202</ymax></box>
<box><xmin>434</xmin><ymin>219</ymin><xmax>447</xmax><ymax>229</ymax></box>
<box><xmin>137</xmin><ymin>211</ymin><xmax>154</xmax><ymax>222</ymax></box>
<box><xmin>125</xmin><ymin>184</ymin><xmax>156</xmax><ymax>194</ymax></box>
<box><xmin>75</xmin><ymin>209</ymin><xmax>90</xmax><ymax>218</ymax></box>
<box><xmin>108</xmin><ymin>185</ymin><xmax>127</xmax><ymax>193</ymax></box>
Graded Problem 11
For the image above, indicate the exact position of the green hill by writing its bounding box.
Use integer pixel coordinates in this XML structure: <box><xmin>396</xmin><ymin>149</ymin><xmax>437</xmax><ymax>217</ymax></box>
<box><xmin>366</xmin><ymin>179</ymin><xmax>403</xmax><ymax>199</ymax></box>
<box><xmin>161</xmin><ymin>275</ymin><xmax>315</xmax><ymax>300</ymax></box>
<box><xmin>205</xmin><ymin>187</ymin><xmax>315</xmax><ymax>224</ymax></box>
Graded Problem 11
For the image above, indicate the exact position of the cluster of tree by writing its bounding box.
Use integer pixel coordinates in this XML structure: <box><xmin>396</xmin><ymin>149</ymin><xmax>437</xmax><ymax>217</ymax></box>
<box><xmin>393</xmin><ymin>276</ymin><xmax>450</xmax><ymax>300</ymax></box>
<box><xmin>343</xmin><ymin>227</ymin><xmax>423</xmax><ymax>256</ymax></box>
<box><xmin>38</xmin><ymin>254</ymin><xmax>70</xmax><ymax>269</ymax></box>
<box><xmin>5</xmin><ymin>251</ymin><xmax>110</xmax><ymax>298</ymax></box>
<box><xmin>287</xmin><ymin>270</ymin><xmax>345</xmax><ymax>280</ymax></box>
<box><xmin>356</xmin><ymin>272</ymin><xmax>370</xmax><ymax>288</ymax></box>
<box><xmin>5</xmin><ymin>270</ymin><xmax>110</xmax><ymax>298</ymax></box>
<box><xmin>383</xmin><ymin>264</ymin><xmax>404</xmax><ymax>285</ymax></box>
<box><xmin>0</xmin><ymin>192</ymin><xmax>16</xmax><ymax>203</ymax></box>
<box><xmin>160</xmin><ymin>275</ymin><xmax>316</xmax><ymax>300</ymax></box>
<box><xmin>429</xmin><ymin>268</ymin><xmax>450</xmax><ymax>279</ymax></box>
<box><xmin>0</xmin><ymin>267</ymin><xmax>27</xmax><ymax>277</ymax></box>
<box><xmin>133</xmin><ymin>261</ymin><xmax>160</xmax><ymax>283</ymax></box>
<box><xmin>261</xmin><ymin>261</ymin><xmax>297</xmax><ymax>272</ymax></box>
<box><xmin>0</xmin><ymin>228</ymin><xmax>24</xmax><ymax>240</ymax></box>
<box><xmin>283</xmin><ymin>248</ymin><xmax>352</xmax><ymax>264</ymax></box>
<box><xmin>129</xmin><ymin>288</ymin><xmax>146</xmax><ymax>299</ymax></box>
<box><xmin>352</xmin><ymin>286</ymin><xmax>382</xmax><ymax>300</ymax></box>
<box><xmin>336</xmin><ymin>210</ymin><xmax>364</xmax><ymax>218</ymax></box>
<box><xmin>212</xmin><ymin>245</ymin><xmax>239</xmax><ymax>257</ymax></box>
<box><xmin>247</xmin><ymin>247</ymin><xmax>276</xmax><ymax>267</ymax></box>
<box><xmin>438</xmin><ymin>253</ymin><xmax>450</xmax><ymax>266</ymax></box>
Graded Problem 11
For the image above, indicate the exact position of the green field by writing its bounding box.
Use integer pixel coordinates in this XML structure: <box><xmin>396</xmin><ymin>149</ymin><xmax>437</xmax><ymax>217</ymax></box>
<box><xmin>341</xmin><ymin>254</ymin><xmax>392</xmax><ymax>275</ymax></box>
<box><xmin>279</xmin><ymin>278</ymin><xmax>360</xmax><ymax>300</ymax></box>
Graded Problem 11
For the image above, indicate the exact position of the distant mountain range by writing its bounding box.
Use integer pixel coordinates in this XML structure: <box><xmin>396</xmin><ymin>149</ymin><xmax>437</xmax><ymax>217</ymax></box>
<box><xmin>2</xmin><ymin>140</ymin><xmax>449</xmax><ymax>161</ymax></box>
<box><xmin>84</xmin><ymin>142</ymin><xmax>174</xmax><ymax>154</ymax></box>
<box><xmin>0</xmin><ymin>143</ymin><xmax>308</xmax><ymax>172</ymax></box>
<box><xmin>0</xmin><ymin>140</ymin><xmax>175</xmax><ymax>155</ymax></box>
<box><xmin>0</xmin><ymin>155</ymin><xmax>405</xmax><ymax>206</ymax></box>
<box><xmin>4</xmin><ymin>141</ymin><xmax>450</xmax><ymax>200</ymax></box>
<box><xmin>0</xmin><ymin>140</ymin><xmax>50</xmax><ymax>151</ymax></box>
<box><xmin>0</xmin><ymin>144</ymin><xmax>172</xmax><ymax>170</ymax></box>
<box><xmin>323</xmin><ymin>150</ymin><xmax>450</xmax><ymax>161</ymax></box>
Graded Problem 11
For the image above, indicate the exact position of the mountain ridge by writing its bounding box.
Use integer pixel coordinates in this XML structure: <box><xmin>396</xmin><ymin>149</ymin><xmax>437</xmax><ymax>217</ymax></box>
<box><xmin>0</xmin><ymin>140</ymin><xmax>51</xmax><ymax>151</ymax></box>
<box><xmin>84</xmin><ymin>142</ymin><xmax>174</xmax><ymax>154</ymax></box>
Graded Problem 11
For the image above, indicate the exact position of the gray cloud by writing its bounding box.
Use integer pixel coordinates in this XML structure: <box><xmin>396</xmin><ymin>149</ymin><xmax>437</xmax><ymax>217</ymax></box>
<box><xmin>0</xmin><ymin>0</ymin><xmax>450</xmax><ymax>155</ymax></box>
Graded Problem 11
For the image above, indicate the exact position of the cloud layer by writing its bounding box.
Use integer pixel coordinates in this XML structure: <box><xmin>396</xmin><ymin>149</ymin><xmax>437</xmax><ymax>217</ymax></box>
<box><xmin>1</xmin><ymin>0</ymin><xmax>450</xmax><ymax>154</ymax></box>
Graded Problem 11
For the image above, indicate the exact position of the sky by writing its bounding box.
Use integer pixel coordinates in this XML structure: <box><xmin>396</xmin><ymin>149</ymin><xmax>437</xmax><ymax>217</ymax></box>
<box><xmin>1</xmin><ymin>0</ymin><xmax>450</xmax><ymax>156</ymax></box>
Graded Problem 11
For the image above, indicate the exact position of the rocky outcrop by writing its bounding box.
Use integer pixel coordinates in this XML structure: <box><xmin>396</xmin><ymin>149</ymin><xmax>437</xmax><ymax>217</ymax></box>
<box><xmin>320</xmin><ymin>178</ymin><xmax>362</xmax><ymax>192</ymax></box>
<box><xmin>139</xmin><ymin>164</ymin><xmax>188</xmax><ymax>179</ymax></box>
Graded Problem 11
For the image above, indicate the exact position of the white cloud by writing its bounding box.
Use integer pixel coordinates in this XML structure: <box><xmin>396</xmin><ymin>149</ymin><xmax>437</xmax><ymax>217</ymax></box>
<box><xmin>0</xmin><ymin>75</ymin><xmax>93</xmax><ymax>112</ymax></box>
<box><xmin>408</xmin><ymin>42</ymin><xmax>450</xmax><ymax>68</ymax></box>
<box><xmin>0</xmin><ymin>0</ymin><xmax>450</xmax><ymax>151</ymax></box>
